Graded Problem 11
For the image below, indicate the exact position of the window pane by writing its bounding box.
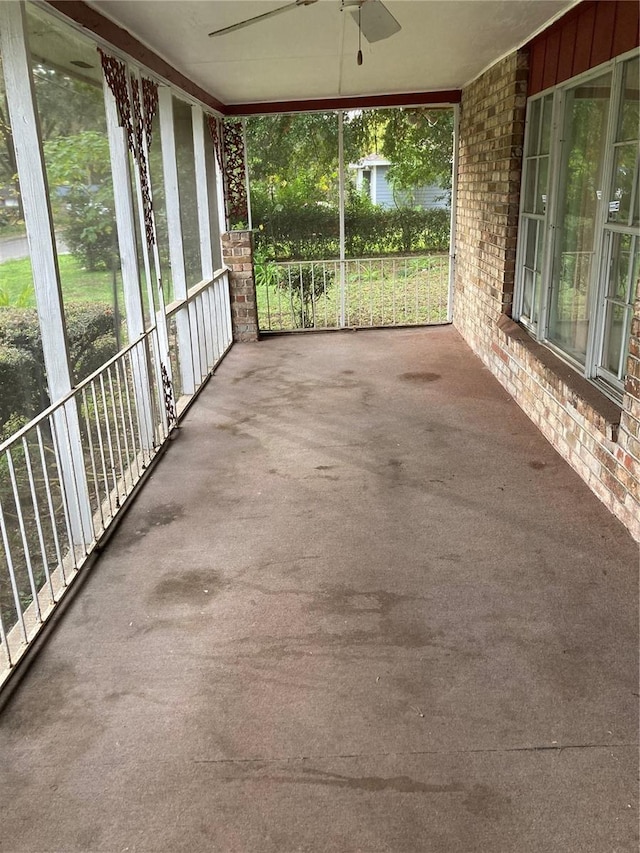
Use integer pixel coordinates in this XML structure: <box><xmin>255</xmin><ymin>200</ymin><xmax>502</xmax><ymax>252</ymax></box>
<box><xmin>523</xmin><ymin>159</ymin><xmax>537</xmax><ymax>213</ymax></box>
<box><xmin>548</xmin><ymin>73</ymin><xmax>611</xmax><ymax>364</ymax></box>
<box><xmin>608</xmin><ymin>143</ymin><xmax>639</xmax><ymax>225</ymax></box>
<box><xmin>602</xmin><ymin>301</ymin><xmax>627</xmax><ymax>376</ymax></box>
<box><xmin>540</xmin><ymin>95</ymin><xmax>553</xmax><ymax>155</ymax></box>
<box><xmin>522</xmin><ymin>267</ymin><xmax>534</xmax><ymax>317</ymax></box>
<box><xmin>172</xmin><ymin>97</ymin><xmax>202</xmax><ymax>289</ymax></box>
<box><xmin>526</xmin><ymin>98</ymin><xmax>541</xmax><ymax>157</ymax></box>
<box><xmin>598</xmin><ymin>232</ymin><xmax>638</xmax><ymax>382</ymax></box>
<box><xmin>607</xmin><ymin>232</ymin><xmax>633</xmax><ymax>300</ymax></box>
<box><xmin>27</xmin><ymin>6</ymin><xmax>127</xmax><ymax>385</ymax></box>
<box><xmin>618</xmin><ymin>56</ymin><xmax>640</xmax><ymax>142</ymax></box>
<box><xmin>536</xmin><ymin>155</ymin><xmax>548</xmax><ymax>215</ymax></box>
<box><xmin>521</xmin><ymin>219</ymin><xmax>541</xmax><ymax>324</ymax></box>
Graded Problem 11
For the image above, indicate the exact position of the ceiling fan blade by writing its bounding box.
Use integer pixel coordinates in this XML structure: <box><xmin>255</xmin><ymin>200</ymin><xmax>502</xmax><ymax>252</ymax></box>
<box><xmin>208</xmin><ymin>0</ymin><xmax>317</xmax><ymax>38</ymax></box>
<box><xmin>350</xmin><ymin>0</ymin><xmax>401</xmax><ymax>43</ymax></box>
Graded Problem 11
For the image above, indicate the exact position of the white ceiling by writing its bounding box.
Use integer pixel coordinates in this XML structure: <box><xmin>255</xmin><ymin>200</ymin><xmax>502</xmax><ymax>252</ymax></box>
<box><xmin>87</xmin><ymin>0</ymin><xmax>575</xmax><ymax>106</ymax></box>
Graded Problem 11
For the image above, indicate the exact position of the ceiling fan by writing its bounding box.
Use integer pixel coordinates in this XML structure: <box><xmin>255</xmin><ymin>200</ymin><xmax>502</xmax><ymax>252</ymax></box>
<box><xmin>208</xmin><ymin>0</ymin><xmax>401</xmax><ymax>65</ymax></box>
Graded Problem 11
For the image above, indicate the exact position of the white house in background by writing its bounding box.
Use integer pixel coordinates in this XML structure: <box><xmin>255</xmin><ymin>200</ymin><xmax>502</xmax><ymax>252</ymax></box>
<box><xmin>350</xmin><ymin>153</ymin><xmax>450</xmax><ymax>210</ymax></box>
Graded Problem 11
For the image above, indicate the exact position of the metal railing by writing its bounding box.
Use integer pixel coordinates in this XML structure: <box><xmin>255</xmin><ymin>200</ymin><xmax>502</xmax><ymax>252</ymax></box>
<box><xmin>166</xmin><ymin>270</ymin><xmax>233</xmax><ymax>409</ymax></box>
<box><xmin>0</xmin><ymin>328</ymin><xmax>166</xmax><ymax>678</ymax></box>
<box><xmin>0</xmin><ymin>271</ymin><xmax>232</xmax><ymax>686</ymax></box>
<box><xmin>257</xmin><ymin>254</ymin><xmax>451</xmax><ymax>332</ymax></box>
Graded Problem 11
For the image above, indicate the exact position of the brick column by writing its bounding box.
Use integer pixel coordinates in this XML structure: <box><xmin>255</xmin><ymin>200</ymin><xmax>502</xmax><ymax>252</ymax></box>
<box><xmin>221</xmin><ymin>230</ymin><xmax>259</xmax><ymax>342</ymax></box>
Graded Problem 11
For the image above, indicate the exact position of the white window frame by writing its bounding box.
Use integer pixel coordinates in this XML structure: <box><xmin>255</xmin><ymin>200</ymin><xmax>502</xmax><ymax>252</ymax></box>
<box><xmin>514</xmin><ymin>49</ymin><xmax>640</xmax><ymax>404</ymax></box>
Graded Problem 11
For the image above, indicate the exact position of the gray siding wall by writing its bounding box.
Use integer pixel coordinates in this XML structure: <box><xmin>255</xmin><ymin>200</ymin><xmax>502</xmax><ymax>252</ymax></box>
<box><xmin>374</xmin><ymin>165</ymin><xmax>450</xmax><ymax>210</ymax></box>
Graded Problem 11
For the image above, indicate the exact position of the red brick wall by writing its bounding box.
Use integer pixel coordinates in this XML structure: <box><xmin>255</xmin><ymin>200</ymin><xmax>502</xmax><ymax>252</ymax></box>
<box><xmin>221</xmin><ymin>231</ymin><xmax>259</xmax><ymax>343</ymax></box>
<box><xmin>453</xmin><ymin>51</ymin><xmax>640</xmax><ymax>541</ymax></box>
<box><xmin>454</xmin><ymin>51</ymin><xmax>527</xmax><ymax>345</ymax></box>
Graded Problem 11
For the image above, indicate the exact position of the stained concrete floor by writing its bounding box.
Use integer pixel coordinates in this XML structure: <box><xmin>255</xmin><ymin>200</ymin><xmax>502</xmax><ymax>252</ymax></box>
<box><xmin>0</xmin><ymin>326</ymin><xmax>638</xmax><ymax>853</ymax></box>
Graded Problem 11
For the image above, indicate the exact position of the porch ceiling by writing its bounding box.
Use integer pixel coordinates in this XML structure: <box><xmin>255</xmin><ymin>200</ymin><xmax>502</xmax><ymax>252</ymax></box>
<box><xmin>86</xmin><ymin>0</ymin><xmax>575</xmax><ymax>108</ymax></box>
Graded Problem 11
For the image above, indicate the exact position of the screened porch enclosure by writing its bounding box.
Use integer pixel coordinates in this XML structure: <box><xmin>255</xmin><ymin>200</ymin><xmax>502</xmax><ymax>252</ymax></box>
<box><xmin>244</xmin><ymin>107</ymin><xmax>456</xmax><ymax>332</ymax></box>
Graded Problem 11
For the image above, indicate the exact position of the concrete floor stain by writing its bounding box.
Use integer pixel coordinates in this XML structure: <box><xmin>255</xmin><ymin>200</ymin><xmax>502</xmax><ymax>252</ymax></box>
<box><xmin>111</xmin><ymin>502</ymin><xmax>184</xmax><ymax>550</ymax></box>
<box><xmin>151</xmin><ymin>569</ymin><xmax>225</xmax><ymax>604</ymax></box>
<box><xmin>400</xmin><ymin>371</ymin><xmax>441</xmax><ymax>382</ymax></box>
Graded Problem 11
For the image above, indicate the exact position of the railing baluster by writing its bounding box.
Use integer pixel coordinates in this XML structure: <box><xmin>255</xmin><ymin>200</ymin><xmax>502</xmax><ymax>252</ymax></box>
<box><xmin>298</xmin><ymin>262</ymin><xmax>304</xmax><ymax>330</ymax></box>
<box><xmin>91</xmin><ymin>380</ymin><xmax>112</xmax><ymax>514</ymax></box>
<box><xmin>311</xmin><ymin>264</ymin><xmax>317</xmax><ymax>329</ymax></box>
<box><xmin>48</xmin><ymin>414</ymin><xmax>77</xmax><ymax>575</ymax></box>
<box><xmin>99</xmin><ymin>373</ymin><xmax>118</xmax><ymax>500</ymax></box>
<box><xmin>22</xmin><ymin>435</ymin><xmax>54</xmax><ymax>606</ymax></box>
<box><xmin>369</xmin><ymin>260</ymin><xmax>374</xmax><ymax>327</ymax></box>
<box><xmin>81</xmin><ymin>386</ymin><xmax>104</xmax><ymax>531</ymax></box>
<box><xmin>213</xmin><ymin>280</ymin><xmax>222</xmax><ymax>361</ymax></box>
<box><xmin>264</xmin><ymin>269</ymin><xmax>271</xmax><ymax>332</ymax></box>
<box><xmin>59</xmin><ymin>403</ymin><xmax>94</xmax><ymax>548</ymax></box>
<box><xmin>6</xmin><ymin>448</ymin><xmax>41</xmax><ymax>624</ymax></box>
<box><xmin>114</xmin><ymin>360</ymin><xmax>133</xmax><ymax>491</ymax></box>
<box><xmin>35</xmin><ymin>424</ymin><xmax>65</xmax><ymax>586</ymax></box>
<box><xmin>120</xmin><ymin>355</ymin><xmax>141</xmax><ymax>484</ymax></box>
<box><xmin>107</xmin><ymin>367</ymin><xmax>125</xmax><ymax>494</ymax></box>
<box><xmin>0</xmin><ymin>498</ymin><xmax>27</xmax><ymax>644</ymax></box>
<box><xmin>0</xmin><ymin>591</ymin><xmax>12</xmax><ymax>668</ymax></box>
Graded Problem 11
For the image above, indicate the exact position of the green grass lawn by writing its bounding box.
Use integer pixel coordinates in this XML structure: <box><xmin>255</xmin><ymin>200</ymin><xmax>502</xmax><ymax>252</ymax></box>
<box><xmin>2</xmin><ymin>250</ymin><xmax>451</xmax><ymax>331</ymax></box>
<box><xmin>257</xmin><ymin>254</ymin><xmax>451</xmax><ymax>331</ymax></box>
<box><xmin>0</xmin><ymin>255</ymin><xmax>117</xmax><ymax>308</ymax></box>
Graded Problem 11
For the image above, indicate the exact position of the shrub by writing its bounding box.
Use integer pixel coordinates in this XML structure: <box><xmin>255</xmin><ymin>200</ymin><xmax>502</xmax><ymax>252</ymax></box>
<box><xmin>0</xmin><ymin>344</ymin><xmax>42</xmax><ymax>428</ymax></box>
<box><xmin>281</xmin><ymin>264</ymin><xmax>336</xmax><ymax>328</ymax></box>
<box><xmin>0</xmin><ymin>303</ymin><xmax>120</xmax><ymax>433</ymax></box>
<box><xmin>253</xmin><ymin>197</ymin><xmax>450</xmax><ymax>260</ymax></box>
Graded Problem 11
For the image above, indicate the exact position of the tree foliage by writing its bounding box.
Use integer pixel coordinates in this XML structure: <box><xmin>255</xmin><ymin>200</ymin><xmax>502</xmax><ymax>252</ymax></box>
<box><xmin>44</xmin><ymin>130</ymin><xmax>116</xmax><ymax>271</ymax></box>
<box><xmin>246</xmin><ymin>107</ymin><xmax>454</xmax><ymax>214</ymax></box>
<box><xmin>247</xmin><ymin>107</ymin><xmax>453</xmax><ymax>260</ymax></box>
<box><xmin>350</xmin><ymin>108</ymin><xmax>454</xmax><ymax>194</ymax></box>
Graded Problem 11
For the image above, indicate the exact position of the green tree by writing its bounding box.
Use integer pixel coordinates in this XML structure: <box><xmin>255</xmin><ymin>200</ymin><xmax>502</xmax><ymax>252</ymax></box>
<box><xmin>43</xmin><ymin>130</ymin><xmax>116</xmax><ymax>271</ymax></box>
<box><xmin>347</xmin><ymin>108</ymin><xmax>454</xmax><ymax>197</ymax></box>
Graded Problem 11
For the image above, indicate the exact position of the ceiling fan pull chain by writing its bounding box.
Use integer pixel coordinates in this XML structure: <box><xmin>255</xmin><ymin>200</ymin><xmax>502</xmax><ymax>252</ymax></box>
<box><xmin>357</xmin><ymin>6</ymin><xmax>363</xmax><ymax>65</ymax></box>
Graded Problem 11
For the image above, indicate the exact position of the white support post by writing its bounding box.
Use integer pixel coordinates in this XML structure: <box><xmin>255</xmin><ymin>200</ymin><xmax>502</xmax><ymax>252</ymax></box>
<box><xmin>192</xmin><ymin>106</ymin><xmax>213</xmax><ymax>378</ymax></box>
<box><xmin>103</xmin><ymin>77</ymin><xmax>155</xmax><ymax>450</ymax></box>
<box><xmin>338</xmin><ymin>110</ymin><xmax>347</xmax><ymax>328</ymax></box>
<box><xmin>448</xmin><ymin>104</ymin><xmax>460</xmax><ymax>323</ymax></box>
<box><xmin>158</xmin><ymin>87</ymin><xmax>196</xmax><ymax>395</ymax></box>
<box><xmin>0</xmin><ymin>1</ymin><xmax>93</xmax><ymax>548</ymax></box>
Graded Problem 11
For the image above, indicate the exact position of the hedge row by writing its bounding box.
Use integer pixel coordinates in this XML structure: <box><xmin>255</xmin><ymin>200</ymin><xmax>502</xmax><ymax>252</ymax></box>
<box><xmin>252</xmin><ymin>201</ymin><xmax>450</xmax><ymax>260</ymax></box>
<box><xmin>0</xmin><ymin>303</ymin><xmax>120</xmax><ymax>434</ymax></box>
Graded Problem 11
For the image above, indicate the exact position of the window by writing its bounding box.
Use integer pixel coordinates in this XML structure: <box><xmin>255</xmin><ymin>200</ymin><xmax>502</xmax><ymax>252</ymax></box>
<box><xmin>515</xmin><ymin>52</ymin><xmax>639</xmax><ymax>402</ymax></box>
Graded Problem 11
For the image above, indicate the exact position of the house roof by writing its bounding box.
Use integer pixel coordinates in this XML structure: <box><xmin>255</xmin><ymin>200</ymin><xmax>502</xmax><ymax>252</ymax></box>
<box><xmin>73</xmin><ymin>0</ymin><xmax>577</xmax><ymax>111</ymax></box>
